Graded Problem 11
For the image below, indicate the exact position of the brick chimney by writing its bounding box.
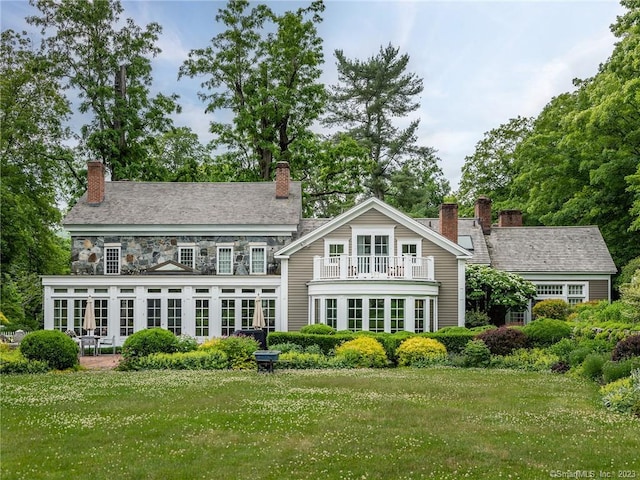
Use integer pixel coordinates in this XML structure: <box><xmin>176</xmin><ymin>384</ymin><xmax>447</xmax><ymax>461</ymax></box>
<box><xmin>87</xmin><ymin>161</ymin><xmax>105</xmax><ymax>205</ymax></box>
<box><xmin>474</xmin><ymin>196</ymin><xmax>492</xmax><ymax>235</ymax></box>
<box><xmin>498</xmin><ymin>209</ymin><xmax>523</xmax><ymax>227</ymax></box>
<box><xmin>275</xmin><ymin>161</ymin><xmax>290</xmax><ymax>199</ymax></box>
<box><xmin>439</xmin><ymin>203</ymin><xmax>458</xmax><ymax>244</ymax></box>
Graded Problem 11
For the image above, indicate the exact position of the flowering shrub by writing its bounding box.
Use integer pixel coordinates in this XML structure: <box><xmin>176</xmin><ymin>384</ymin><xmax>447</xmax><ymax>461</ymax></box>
<box><xmin>532</xmin><ymin>299</ymin><xmax>572</xmax><ymax>320</ymax></box>
<box><xmin>200</xmin><ymin>335</ymin><xmax>259</xmax><ymax>370</ymax></box>
<box><xmin>122</xmin><ymin>328</ymin><xmax>178</xmax><ymax>359</ymax></box>
<box><xmin>523</xmin><ymin>318</ymin><xmax>573</xmax><ymax>347</ymax></box>
<box><xmin>334</xmin><ymin>337</ymin><xmax>388</xmax><ymax>368</ymax></box>
<box><xmin>19</xmin><ymin>330</ymin><xmax>78</xmax><ymax>370</ymax></box>
<box><xmin>460</xmin><ymin>339</ymin><xmax>491</xmax><ymax>368</ymax></box>
<box><xmin>612</xmin><ymin>334</ymin><xmax>640</xmax><ymax>361</ymax></box>
<box><xmin>491</xmin><ymin>348</ymin><xmax>560</xmax><ymax>372</ymax></box>
<box><xmin>396</xmin><ymin>337</ymin><xmax>447</xmax><ymax>367</ymax></box>
<box><xmin>475</xmin><ymin>327</ymin><xmax>527</xmax><ymax>356</ymax></box>
<box><xmin>175</xmin><ymin>333</ymin><xmax>199</xmax><ymax>353</ymax></box>
<box><xmin>600</xmin><ymin>369</ymin><xmax>640</xmax><ymax>416</ymax></box>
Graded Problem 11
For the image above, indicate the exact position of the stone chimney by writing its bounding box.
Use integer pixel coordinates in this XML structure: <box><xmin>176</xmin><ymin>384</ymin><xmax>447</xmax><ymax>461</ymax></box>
<box><xmin>275</xmin><ymin>161</ymin><xmax>290</xmax><ymax>199</ymax></box>
<box><xmin>87</xmin><ymin>161</ymin><xmax>105</xmax><ymax>205</ymax></box>
<box><xmin>474</xmin><ymin>196</ymin><xmax>492</xmax><ymax>235</ymax></box>
<box><xmin>498</xmin><ymin>209</ymin><xmax>523</xmax><ymax>227</ymax></box>
<box><xmin>439</xmin><ymin>203</ymin><xmax>458</xmax><ymax>244</ymax></box>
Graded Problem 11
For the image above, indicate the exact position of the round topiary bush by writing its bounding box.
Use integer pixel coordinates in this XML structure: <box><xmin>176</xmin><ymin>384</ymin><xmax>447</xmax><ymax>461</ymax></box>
<box><xmin>475</xmin><ymin>327</ymin><xmax>527</xmax><ymax>356</ymax></box>
<box><xmin>334</xmin><ymin>336</ymin><xmax>388</xmax><ymax>368</ymax></box>
<box><xmin>19</xmin><ymin>330</ymin><xmax>79</xmax><ymax>370</ymax></box>
<box><xmin>300</xmin><ymin>324</ymin><xmax>336</xmax><ymax>335</ymax></box>
<box><xmin>461</xmin><ymin>339</ymin><xmax>492</xmax><ymax>368</ymax></box>
<box><xmin>532</xmin><ymin>299</ymin><xmax>572</xmax><ymax>320</ymax></box>
<box><xmin>523</xmin><ymin>318</ymin><xmax>573</xmax><ymax>347</ymax></box>
<box><xmin>396</xmin><ymin>337</ymin><xmax>447</xmax><ymax>366</ymax></box>
<box><xmin>122</xmin><ymin>328</ymin><xmax>178</xmax><ymax>359</ymax></box>
<box><xmin>612</xmin><ymin>334</ymin><xmax>640</xmax><ymax>361</ymax></box>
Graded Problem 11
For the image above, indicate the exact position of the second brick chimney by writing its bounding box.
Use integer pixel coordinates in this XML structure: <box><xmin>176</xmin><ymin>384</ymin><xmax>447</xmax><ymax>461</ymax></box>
<box><xmin>275</xmin><ymin>161</ymin><xmax>290</xmax><ymax>199</ymax></box>
<box><xmin>498</xmin><ymin>209</ymin><xmax>523</xmax><ymax>227</ymax></box>
<box><xmin>87</xmin><ymin>161</ymin><xmax>105</xmax><ymax>206</ymax></box>
<box><xmin>439</xmin><ymin>203</ymin><xmax>458</xmax><ymax>244</ymax></box>
<box><xmin>474</xmin><ymin>196</ymin><xmax>492</xmax><ymax>235</ymax></box>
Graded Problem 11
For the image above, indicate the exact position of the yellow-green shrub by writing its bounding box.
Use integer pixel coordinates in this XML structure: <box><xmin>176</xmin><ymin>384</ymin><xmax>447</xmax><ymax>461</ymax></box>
<box><xmin>334</xmin><ymin>336</ymin><xmax>388</xmax><ymax>368</ymax></box>
<box><xmin>396</xmin><ymin>337</ymin><xmax>447</xmax><ymax>366</ymax></box>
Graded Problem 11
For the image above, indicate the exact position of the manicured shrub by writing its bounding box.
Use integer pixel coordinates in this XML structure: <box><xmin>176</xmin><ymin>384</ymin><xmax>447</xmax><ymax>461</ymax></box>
<box><xmin>175</xmin><ymin>333</ymin><xmax>199</xmax><ymax>353</ymax></box>
<box><xmin>276</xmin><ymin>351</ymin><xmax>329</xmax><ymax>369</ymax></box>
<box><xmin>580</xmin><ymin>354</ymin><xmax>607</xmax><ymax>381</ymax></box>
<box><xmin>119</xmin><ymin>350</ymin><xmax>228</xmax><ymax>371</ymax></box>
<box><xmin>268</xmin><ymin>342</ymin><xmax>304</xmax><ymax>354</ymax></box>
<box><xmin>532</xmin><ymin>299</ymin><xmax>572</xmax><ymax>320</ymax></box>
<box><xmin>603</xmin><ymin>358</ymin><xmax>640</xmax><ymax>383</ymax></box>
<box><xmin>523</xmin><ymin>318</ymin><xmax>573</xmax><ymax>347</ymax></box>
<box><xmin>299</xmin><ymin>324</ymin><xmax>336</xmax><ymax>335</ymax></box>
<box><xmin>396</xmin><ymin>337</ymin><xmax>447</xmax><ymax>367</ymax></box>
<box><xmin>334</xmin><ymin>337</ymin><xmax>388</xmax><ymax>368</ymax></box>
<box><xmin>122</xmin><ymin>328</ymin><xmax>178</xmax><ymax>359</ymax></box>
<box><xmin>600</xmin><ymin>370</ymin><xmax>640</xmax><ymax>416</ymax></box>
<box><xmin>547</xmin><ymin>338</ymin><xmax>577</xmax><ymax>361</ymax></box>
<box><xmin>475</xmin><ymin>327</ymin><xmax>527</xmax><ymax>356</ymax></box>
<box><xmin>461</xmin><ymin>339</ymin><xmax>491</xmax><ymax>368</ymax></box>
<box><xmin>465</xmin><ymin>309</ymin><xmax>491</xmax><ymax>328</ymax></box>
<box><xmin>424</xmin><ymin>331</ymin><xmax>476</xmax><ymax>354</ymax></box>
<box><xmin>268</xmin><ymin>332</ymin><xmax>355</xmax><ymax>354</ymax></box>
<box><xmin>491</xmin><ymin>348</ymin><xmax>560</xmax><ymax>372</ymax></box>
<box><xmin>612</xmin><ymin>334</ymin><xmax>640</xmax><ymax>361</ymax></box>
<box><xmin>202</xmin><ymin>335</ymin><xmax>259</xmax><ymax>370</ymax></box>
<box><xmin>0</xmin><ymin>348</ymin><xmax>50</xmax><ymax>374</ymax></box>
<box><xmin>19</xmin><ymin>330</ymin><xmax>78</xmax><ymax>370</ymax></box>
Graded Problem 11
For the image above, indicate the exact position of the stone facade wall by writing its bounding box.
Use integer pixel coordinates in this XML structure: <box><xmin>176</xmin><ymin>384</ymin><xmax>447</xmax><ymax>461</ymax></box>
<box><xmin>71</xmin><ymin>235</ymin><xmax>290</xmax><ymax>275</ymax></box>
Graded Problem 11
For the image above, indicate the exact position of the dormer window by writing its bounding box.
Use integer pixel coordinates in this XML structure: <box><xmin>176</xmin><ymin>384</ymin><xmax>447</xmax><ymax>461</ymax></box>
<box><xmin>178</xmin><ymin>245</ymin><xmax>195</xmax><ymax>269</ymax></box>
<box><xmin>217</xmin><ymin>245</ymin><xmax>233</xmax><ymax>275</ymax></box>
<box><xmin>250</xmin><ymin>245</ymin><xmax>267</xmax><ymax>274</ymax></box>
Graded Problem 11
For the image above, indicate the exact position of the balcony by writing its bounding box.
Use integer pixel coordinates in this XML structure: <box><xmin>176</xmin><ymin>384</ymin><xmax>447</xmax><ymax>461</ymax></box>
<box><xmin>313</xmin><ymin>255</ymin><xmax>435</xmax><ymax>281</ymax></box>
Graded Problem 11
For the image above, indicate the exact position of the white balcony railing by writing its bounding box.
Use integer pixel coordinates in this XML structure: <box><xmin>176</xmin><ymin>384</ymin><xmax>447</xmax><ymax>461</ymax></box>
<box><xmin>313</xmin><ymin>255</ymin><xmax>435</xmax><ymax>281</ymax></box>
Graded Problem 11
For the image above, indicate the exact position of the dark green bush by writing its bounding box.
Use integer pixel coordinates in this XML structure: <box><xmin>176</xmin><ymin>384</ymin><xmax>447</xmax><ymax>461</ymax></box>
<box><xmin>424</xmin><ymin>331</ymin><xmax>475</xmax><ymax>354</ymax></box>
<box><xmin>602</xmin><ymin>358</ymin><xmax>640</xmax><ymax>383</ymax></box>
<box><xmin>268</xmin><ymin>332</ymin><xmax>355</xmax><ymax>354</ymax></box>
<box><xmin>581</xmin><ymin>354</ymin><xmax>607</xmax><ymax>381</ymax></box>
<box><xmin>523</xmin><ymin>318</ymin><xmax>573</xmax><ymax>347</ymax></box>
<box><xmin>465</xmin><ymin>310</ymin><xmax>491</xmax><ymax>328</ymax></box>
<box><xmin>475</xmin><ymin>327</ymin><xmax>527</xmax><ymax>356</ymax></box>
<box><xmin>299</xmin><ymin>324</ymin><xmax>336</xmax><ymax>335</ymax></box>
<box><xmin>276</xmin><ymin>351</ymin><xmax>330</xmax><ymax>369</ymax></box>
<box><xmin>532</xmin><ymin>299</ymin><xmax>572</xmax><ymax>320</ymax></box>
<box><xmin>461</xmin><ymin>339</ymin><xmax>491</xmax><ymax>368</ymax></box>
<box><xmin>547</xmin><ymin>338</ymin><xmax>578</xmax><ymax>361</ymax></box>
<box><xmin>268</xmin><ymin>342</ymin><xmax>304</xmax><ymax>354</ymax></box>
<box><xmin>122</xmin><ymin>328</ymin><xmax>178</xmax><ymax>359</ymax></box>
<box><xmin>612</xmin><ymin>334</ymin><xmax>640</xmax><ymax>361</ymax></box>
<box><xmin>19</xmin><ymin>330</ymin><xmax>78</xmax><ymax>370</ymax></box>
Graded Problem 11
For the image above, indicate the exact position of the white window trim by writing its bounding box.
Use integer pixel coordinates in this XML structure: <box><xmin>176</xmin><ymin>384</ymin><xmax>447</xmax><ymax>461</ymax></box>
<box><xmin>216</xmin><ymin>245</ymin><xmax>234</xmax><ymax>275</ymax></box>
<box><xmin>324</xmin><ymin>239</ymin><xmax>349</xmax><ymax>258</ymax></box>
<box><xmin>351</xmin><ymin>227</ymin><xmax>395</xmax><ymax>258</ymax></box>
<box><xmin>104</xmin><ymin>245</ymin><xmax>121</xmax><ymax>275</ymax></box>
<box><xmin>178</xmin><ymin>246</ymin><xmax>196</xmax><ymax>269</ymax></box>
<box><xmin>250</xmin><ymin>245</ymin><xmax>267</xmax><ymax>275</ymax></box>
<box><xmin>534</xmin><ymin>281</ymin><xmax>589</xmax><ymax>305</ymax></box>
<box><xmin>397</xmin><ymin>238</ymin><xmax>422</xmax><ymax>266</ymax></box>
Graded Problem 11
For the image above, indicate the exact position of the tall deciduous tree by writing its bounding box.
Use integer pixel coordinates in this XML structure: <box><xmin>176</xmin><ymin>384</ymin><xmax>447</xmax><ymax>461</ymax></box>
<box><xmin>326</xmin><ymin>43</ymin><xmax>447</xmax><ymax>205</ymax></box>
<box><xmin>28</xmin><ymin>0</ymin><xmax>179</xmax><ymax>183</ymax></box>
<box><xmin>180</xmin><ymin>0</ymin><xmax>326</xmax><ymax>181</ymax></box>
<box><xmin>1</xmin><ymin>30</ymin><xmax>70</xmax><ymax>327</ymax></box>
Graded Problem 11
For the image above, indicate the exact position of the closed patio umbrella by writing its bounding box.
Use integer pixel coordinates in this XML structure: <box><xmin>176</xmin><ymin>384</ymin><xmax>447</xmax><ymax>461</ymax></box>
<box><xmin>83</xmin><ymin>296</ymin><xmax>96</xmax><ymax>336</ymax></box>
<box><xmin>252</xmin><ymin>295</ymin><xmax>266</xmax><ymax>330</ymax></box>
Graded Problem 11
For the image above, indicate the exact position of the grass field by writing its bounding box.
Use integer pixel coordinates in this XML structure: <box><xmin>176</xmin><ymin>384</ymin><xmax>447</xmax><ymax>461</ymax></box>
<box><xmin>1</xmin><ymin>368</ymin><xmax>639</xmax><ymax>479</ymax></box>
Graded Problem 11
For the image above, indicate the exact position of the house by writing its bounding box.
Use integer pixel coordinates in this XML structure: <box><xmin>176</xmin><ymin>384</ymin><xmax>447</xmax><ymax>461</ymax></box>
<box><xmin>41</xmin><ymin>162</ymin><xmax>616</xmax><ymax>344</ymax></box>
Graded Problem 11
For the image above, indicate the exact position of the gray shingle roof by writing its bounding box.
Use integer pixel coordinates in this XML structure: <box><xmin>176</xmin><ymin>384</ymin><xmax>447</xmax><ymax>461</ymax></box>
<box><xmin>418</xmin><ymin>218</ymin><xmax>491</xmax><ymax>265</ymax></box>
<box><xmin>63</xmin><ymin>181</ymin><xmax>302</xmax><ymax>227</ymax></box>
<box><xmin>487</xmin><ymin>226</ymin><xmax>617</xmax><ymax>274</ymax></box>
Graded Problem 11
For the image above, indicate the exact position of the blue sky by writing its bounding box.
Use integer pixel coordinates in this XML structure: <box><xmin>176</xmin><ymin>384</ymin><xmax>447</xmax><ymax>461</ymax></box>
<box><xmin>1</xmin><ymin>0</ymin><xmax>625</xmax><ymax>189</ymax></box>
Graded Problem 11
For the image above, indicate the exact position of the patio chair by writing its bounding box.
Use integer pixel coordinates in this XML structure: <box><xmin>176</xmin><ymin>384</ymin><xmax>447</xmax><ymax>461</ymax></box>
<box><xmin>9</xmin><ymin>330</ymin><xmax>26</xmax><ymax>348</ymax></box>
<box><xmin>65</xmin><ymin>329</ymin><xmax>82</xmax><ymax>351</ymax></box>
<box><xmin>98</xmin><ymin>335</ymin><xmax>116</xmax><ymax>355</ymax></box>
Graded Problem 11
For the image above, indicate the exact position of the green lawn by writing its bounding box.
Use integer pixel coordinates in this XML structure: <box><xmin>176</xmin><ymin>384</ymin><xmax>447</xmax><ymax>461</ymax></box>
<box><xmin>1</xmin><ymin>368</ymin><xmax>639</xmax><ymax>479</ymax></box>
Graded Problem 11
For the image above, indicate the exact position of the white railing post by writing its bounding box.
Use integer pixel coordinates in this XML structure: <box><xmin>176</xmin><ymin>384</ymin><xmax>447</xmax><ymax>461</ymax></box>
<box><xmin>340</xmin><ymin>254</ymin><xmax>348</xmax><ymax>279</ymax></box>
<box><xmin>427</xmin><ymin>256</ymin><xmax>434</xmax><ymax>280</ymax></box>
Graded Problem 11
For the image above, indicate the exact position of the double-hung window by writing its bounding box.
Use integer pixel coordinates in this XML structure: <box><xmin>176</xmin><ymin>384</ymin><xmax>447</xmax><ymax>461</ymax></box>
<box><xmin>104</xmin><ymin>245</ymin><xmax>121</xmax><ymax>275</ymax></box>
<box><xmin>250</xmin><ymin>245</ymin><xmax>266</xmax><ymax>274</ymax></box>
<box><xmin>217</xmin><ymin>246</ymin><xmax>233</xmax><ymax>275</ymax></box>
<box><xmin>178</xmin><ymin>245</ymin><xmax>195</xmax><ymax>269</ymax></box>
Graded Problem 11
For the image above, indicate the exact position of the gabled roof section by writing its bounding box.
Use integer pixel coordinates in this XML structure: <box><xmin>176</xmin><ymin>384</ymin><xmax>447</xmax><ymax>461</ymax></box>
<box><xmin>417</xmin><ymin>217</ymin><xmax>491</xmax><ymax>265</ymax></box>
<box><xmin>276</xmin><ymin>197</ymin><xmax>472</xmax><ymax>258</ymax></box>
<box><xmin>487</xmin><ymin>226</ymin><xmax>617</xmax><ymax>274</ymax></box>
<box><xmin>63</xmin><ymin>181</ymin><xmax>302</xmax><ymax>234</ymax></box>
<box><xmin>146</xmin><ymin>260</ymin><xmax>196</xmax><ymax>274</ymax></box>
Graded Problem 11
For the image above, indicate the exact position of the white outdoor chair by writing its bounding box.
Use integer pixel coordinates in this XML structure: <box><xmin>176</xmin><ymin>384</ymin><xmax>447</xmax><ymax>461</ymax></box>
<box><xmin>98</xmin><ymin>335</ymin><xmax>116</xmax><ymax>355</ymax></box>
